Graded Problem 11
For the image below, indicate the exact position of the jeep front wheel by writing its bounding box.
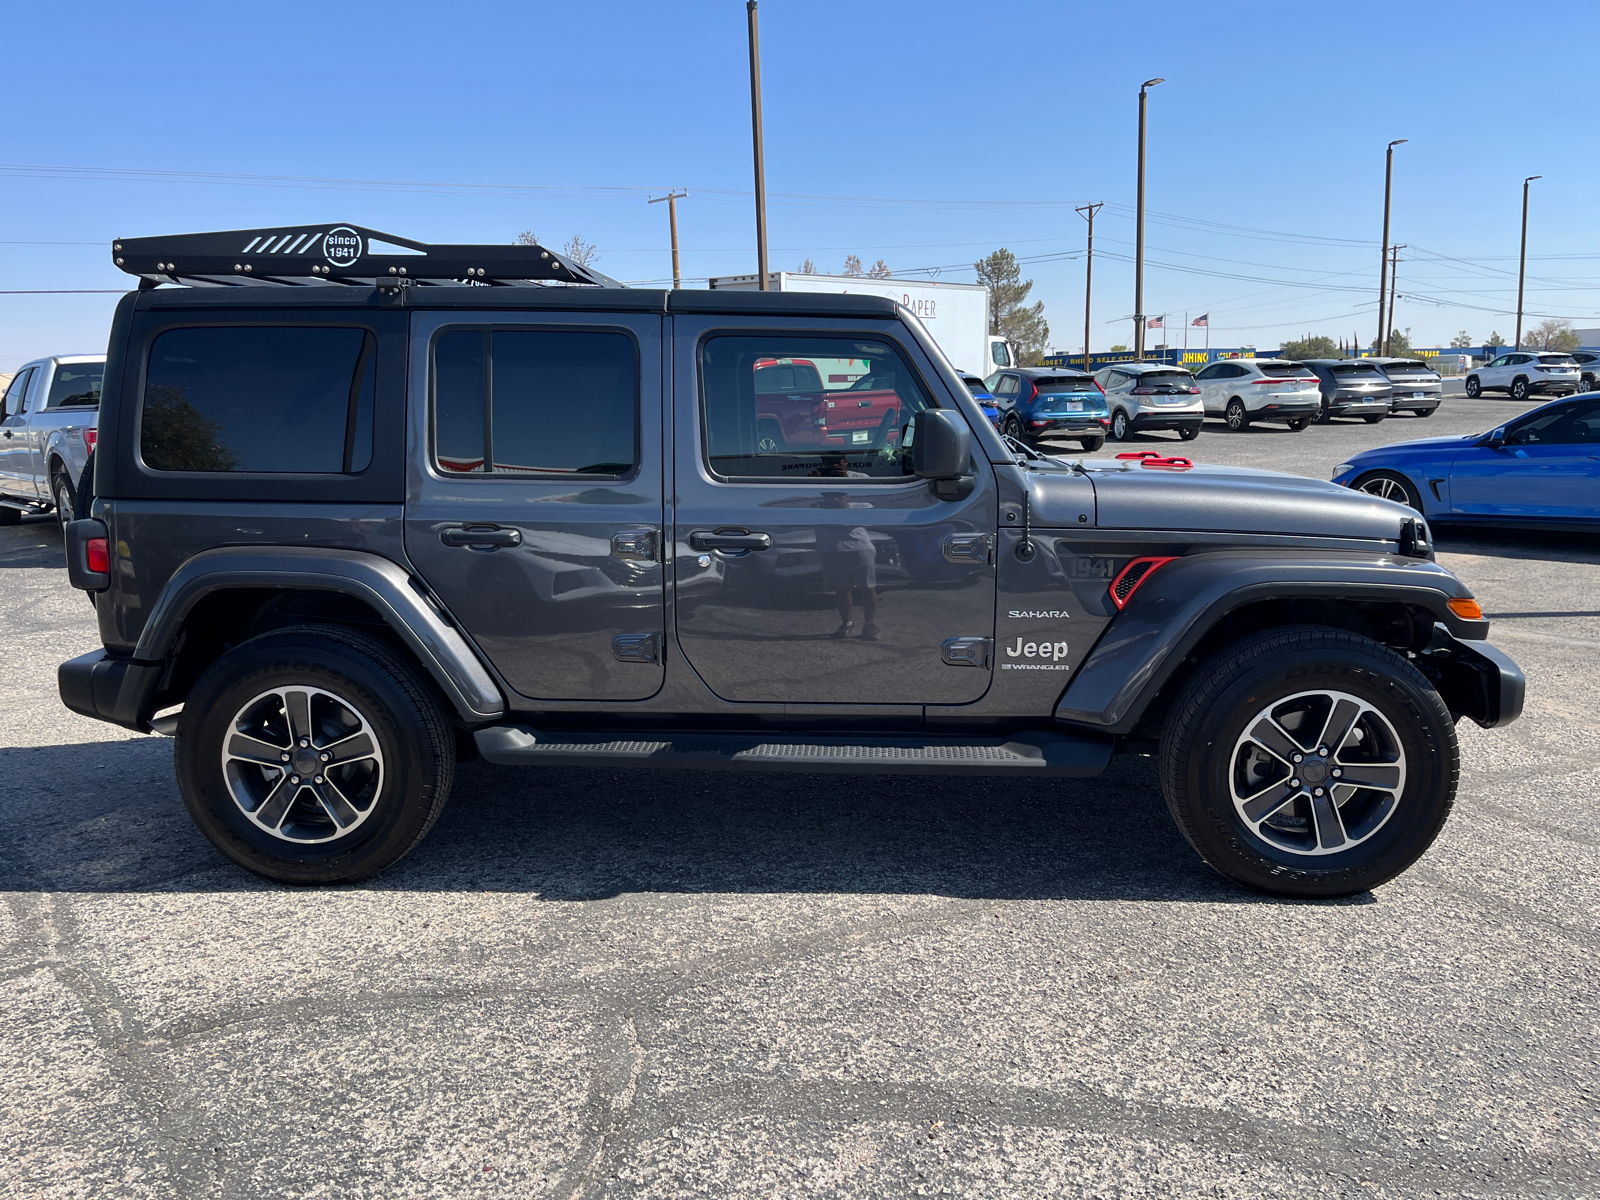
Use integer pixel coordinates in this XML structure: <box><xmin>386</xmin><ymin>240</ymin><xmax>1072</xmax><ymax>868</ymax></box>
<box><xmin>175</xmin><ymin>624</ymin><xmax>455</xmax><ymax>884</ymax></box>
<box><xmin>1158</xmin><ymin>625</ymin><xmax>1457</xmax><ymax>898</ymax></box>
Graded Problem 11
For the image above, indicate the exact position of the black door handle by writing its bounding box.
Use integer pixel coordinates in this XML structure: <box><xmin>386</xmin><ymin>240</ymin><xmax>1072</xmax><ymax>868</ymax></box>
<box><xmin>689</xmin><ymin>529</ymin><xmax>772</xmax><ymax>552</ymax></box>
<box><xmin>1</xmin><ymin>431</ymin><xmax>11</xmax><ymax>439</ymax></box>
<box><xmin>440</xmin><ymin>525</ymin><xmax>521</xmax><ymax>548</ymax></box>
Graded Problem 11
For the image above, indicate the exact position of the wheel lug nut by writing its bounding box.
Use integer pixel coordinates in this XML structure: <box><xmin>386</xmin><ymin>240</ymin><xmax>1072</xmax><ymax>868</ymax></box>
<box><xmin>314</xmin><ymin>775</ymin><xmax>324</xmax><ymax>785</ymax></box>
<box><xmin>320</xmin><ymin>752</ymin><xmax>331</xmax><ymax>762</ymax></box>
<box><xmin>1313</xmin><ymin>787</ymin><xmax>1325</xmax><ymax>797</ymax></box>
<box><xmin>1290</xmin><ymin>778</ymin><xmax>1301</xmax><ymax>788</ymax></box>
<box><xmin>1318</xmin><ymin>746</ymin><xmax>1328</xmax><ymax>756</ymax></box>
<box><xmin>1332</xmin><ymin>768</ymin><xmax>1342</xmax><ymax>778</ymax></box>
<box><xmin>290</xmin><ymin>775</ymin><xmax>300</xmax><ymax>784</ymax></box>
<box><xmin>280</xmin><ymin>753</ymin><xmax>291</xmax><ymax>762</ymax></box>
<box><xmin>1292</xmin><ymin>753</ymin><xmax>1303</xmax><ymax>763</ymax></box>
<box><xmin>299</xmin><ymin>738</ymin><xmax>310</xmax><ymax>747</ymax></box>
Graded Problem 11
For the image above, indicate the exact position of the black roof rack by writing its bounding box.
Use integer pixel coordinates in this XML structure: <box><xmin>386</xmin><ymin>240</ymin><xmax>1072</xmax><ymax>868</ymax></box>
<box><xmin>111</xmin><ymin>224</ymin><xmax>621</xmax><ymax>290</ymax></box>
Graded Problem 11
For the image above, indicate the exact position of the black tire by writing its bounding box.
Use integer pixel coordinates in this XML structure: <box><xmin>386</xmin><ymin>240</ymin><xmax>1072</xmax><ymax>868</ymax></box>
<box><xmin>1352</xmin><ymin>469</ymin><xmax>1423</xmax><ymax>512</ymax></box>
<box><xmin>74</xmin><ymin>451</ymin><xmax>96</xmax><ymax>520</ymax></box>
<box><xmin>1286</xmin><ymin>417</ymin><xmax>1310</xmax><ymax>432</ymax></box>
<box><xmin>1510</xmin><ymin>377</ymin><xmax>1530</xmax><ymax>402</ymax></box>
<box><xmin>51</xmin><ymin>467</ymin><xmax>75</xmax><ymax>538</ymax></box>
<box><xmin>1464</xmin><ymin>375</ymin><xmax>1482</xmax><ymax>398</ymax></box>
<box><xmin>0</xmin><ymin>505</ymin><xmax>18</xmax><ymax>526</ymax></box>
<box><xmin>175</xmin><ymin>624</ymin><xmax>455</xmax><ymax>885</ymax></box>
<box><xmin>1414</xmin><ymin>407</ymin><xmax>1435</xmax><ymax>418</ymax></box>
<box><xmin>1003</xmin><ymin>413</ymin><xmax>1032</xmax><ymax>446</ymax></box>
<box><xmin>1109</xmin><ymin>409</ymin><xmax>1131</xmax><ymax>441</ymax></box>
<box><xmin>1582</xmin><ymin>374</ymin><xmax>1596</xmax><ymax>392</ymax></box>
<box><xmin>1315</xmin><ymin>400</ymin><xmax>1334</xmax><ymax>424</ymax></box>
<box><xmin>1362</xmin><ymin>414</ymin><xmax>1386</xmax><ymax>424</ymax></box>
<box><xmin>1159</xmin><ymin>625</ymin><xmax>1457</xmax><ymax>898</ymax></box>
<box><xmin>1079</xmin><ymin>435</ymin><xmax>1104</xmax><ymax>452</ymax></box>
<box><xmin>1224</xmin><ymin>398</ymin><xmax>1249</xmax><ymax>432</ymax></box>
<box><xmin>1177</xmin><ymin>424</ymin><xmax>1199</xmax><ymax>441</ymax></box>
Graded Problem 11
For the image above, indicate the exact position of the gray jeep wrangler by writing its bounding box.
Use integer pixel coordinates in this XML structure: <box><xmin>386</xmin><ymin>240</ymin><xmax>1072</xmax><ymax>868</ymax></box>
<box><xmin>59</xmin><ymin>225</ymin><xmax>1524</xmax><ymax>897</ymax></box>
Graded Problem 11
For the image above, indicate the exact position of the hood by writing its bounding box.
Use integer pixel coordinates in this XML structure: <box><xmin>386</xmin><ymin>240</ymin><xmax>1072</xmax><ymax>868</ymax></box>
<box><xmin>1029</xmin><ymin>460</ymin><xmax>1415</xmax><ymax>540</ymax></box>
<box><xmin>1356</xmin><ymin>433</ymin><xmax>1479</xmax><ymax>458</ymax></box>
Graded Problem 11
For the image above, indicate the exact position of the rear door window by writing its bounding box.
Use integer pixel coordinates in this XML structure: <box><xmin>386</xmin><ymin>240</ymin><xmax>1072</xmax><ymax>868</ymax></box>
<box><xmin>431</xmin><ymin>329</ymin><xmax>638</xmax><ymax>476</ymax></box>
<box><xmin>47</xmin><ymin>362</ymin><xmax>104</xmax><ymax>408</ymax></box>
<box><xmin>141</xmin><ymin>327</ymin><xmax>375</xmax><ymax>473</ymax></box>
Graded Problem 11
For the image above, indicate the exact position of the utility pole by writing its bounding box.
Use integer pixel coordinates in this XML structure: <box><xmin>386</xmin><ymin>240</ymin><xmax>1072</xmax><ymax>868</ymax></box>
<box><xmin>746</xmin><ymin>1</ymin><xmax>770</xmax><ymax>289</ymax></box>
<box><xmin>1384</xmin><ymin>244</ymin><xmax>1406</xmax><ymax>355</ymax></box>
<box><xmin>1515</xmin><ymin>175</ymin><xmax>1540</xmax><ymax>350</ymax></box>
<box><xmin>647</xmin><ymin>191</ymin><xmax>688</xmax><ymax>289</ymax></box>
<box><xmin>1377</xmin><ymin>138</ymin><xmax>1407</xmax><ymax>353</ymax></box>
<box><xmin>1134</xmin><ymin>77</ymin><xmax>1164</xmax><ymax>360</ymax></box>
<box><xmin>1075</xmin><ymin>202</ymin><xmax>1103</xmax><ymax>373</ymax></box>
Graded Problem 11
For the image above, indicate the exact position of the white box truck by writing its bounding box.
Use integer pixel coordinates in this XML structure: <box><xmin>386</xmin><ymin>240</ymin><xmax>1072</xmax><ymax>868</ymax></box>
<box><xmin>708</xmin><ymin>273</ymin><xmax>1013</xmax><ymax>379</ymax></box>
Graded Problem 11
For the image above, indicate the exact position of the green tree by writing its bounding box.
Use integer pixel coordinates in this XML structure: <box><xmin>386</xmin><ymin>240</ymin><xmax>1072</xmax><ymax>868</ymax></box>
<box><xmin>1521</xmin><ymin>318</ymin><xmax>1580</xmax><ymax>352</ymax></box>
<box><xmin>1486</xmin><ymin>331</ymin><xmax>1506</xmax><ymax>349</ymax></box>
<box><xmin>1281</xmin><ymin>334</ymin><xmax>1339</xmax><ymax>361</ymax></box>
<box><xmin>140</xmin><ymin>387</ymin><xmax>239</xmax><ymax>472</ymax></box>
<box><xmin>1370</xmin><ymin>329</ymin><xmax>1413</xmax><ymax>355</ymax></box>
<box><xmin>974</xmin><ymin>248</ymin><xmax>1049</xmax><ymax>366</ymax></box>
<box><xmin>1449</xmin><ymin>330</ymin><xmax>1474</xmax><ymax>349</ymax></box>
<box><xmin>1107</xmin><ymin>343</ymin><xmax>1129</xmax><ymax>353</ymax></box>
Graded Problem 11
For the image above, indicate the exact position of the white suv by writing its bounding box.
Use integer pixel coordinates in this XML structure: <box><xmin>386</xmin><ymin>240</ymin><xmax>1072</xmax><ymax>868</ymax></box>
<box><xmin>1466</xmin><ymin>352</ymin><xmax>1582</xmax><ymax>401</ymax></box>
<box><xmin>1194</xmin><ymin>359</ymin><xmax>1321</xmax><ymax>432</ymax></box>
<box><xmin>1092</xmin><ymin>363</ymin><xmax>1203</xmax><ymax>442</ymax></box>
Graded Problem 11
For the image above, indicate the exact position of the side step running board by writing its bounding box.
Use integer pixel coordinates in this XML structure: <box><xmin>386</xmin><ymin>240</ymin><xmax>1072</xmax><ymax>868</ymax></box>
<box><xmin>473</xmin><ymin>726</ymin><xmax>1112</xmax><ymax>778</ymax></box>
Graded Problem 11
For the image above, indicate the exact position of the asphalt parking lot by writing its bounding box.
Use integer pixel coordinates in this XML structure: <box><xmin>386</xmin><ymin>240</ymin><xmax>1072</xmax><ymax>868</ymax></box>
<box><xmin>4</xmin><ymin>387</ymin><xmax>1598</xmax><ymax>1199</ymax></box>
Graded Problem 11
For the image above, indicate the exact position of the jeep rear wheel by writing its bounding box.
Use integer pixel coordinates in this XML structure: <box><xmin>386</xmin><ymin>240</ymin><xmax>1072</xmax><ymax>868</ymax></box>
<box><xmin>175</xmin><ymin>624</ymin><xmax>454</xmax><ymax>884</ymax></box>
<box><xmin>1159</xmin><ymin>625</ymin><xmax>1457</xmax><ymax>898</ymax></box>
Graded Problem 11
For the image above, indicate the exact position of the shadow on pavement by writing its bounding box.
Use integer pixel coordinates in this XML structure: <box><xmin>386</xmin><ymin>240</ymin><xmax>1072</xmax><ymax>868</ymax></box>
<box><xmin>0</xmin><ymin>737</ymin><xmax>1324</xmax><ymax>907</ymax></box>
<box><xmin>1433</xmin><ymin>525</ymin><xmax>1600</xmax><ymax>564</ymax></box>
<box><xmin>0</xmin><ymin>514</ymin><xmax>67</xmax><ymax>569</ymax></box>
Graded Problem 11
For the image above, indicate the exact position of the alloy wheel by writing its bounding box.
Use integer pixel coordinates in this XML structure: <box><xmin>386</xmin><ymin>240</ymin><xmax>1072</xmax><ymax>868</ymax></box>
<box><xmin>1356</xmin><ymin>474</ymin><xmax>1415</xmax><ymax>507</ymax></box>
<box><xmin>220</xmin><ymin>686</ymin><xmax>385</xmax><ymax>844</ymax></box>
<box><xmin>1229</xmin><ymin>689</ymin><xmax>1406</xmax><ymax>856</ymax></box>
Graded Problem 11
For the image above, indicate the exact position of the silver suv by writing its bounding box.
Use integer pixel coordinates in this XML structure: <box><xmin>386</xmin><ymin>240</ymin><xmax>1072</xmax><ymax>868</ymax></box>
<box><xmin>1193</xmin><ymin>359</ymin><xmax>1320</xmax><ymax>432</ymax></box>
<box><xmin>1092</xmin><ymin>363</ymin><xmax>1203</xmax><ymax>442</ymax></box>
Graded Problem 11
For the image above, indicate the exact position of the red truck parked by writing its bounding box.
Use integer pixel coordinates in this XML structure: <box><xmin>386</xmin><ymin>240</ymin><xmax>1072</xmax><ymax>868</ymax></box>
<box><xmin>754</xmin><ymin>358</ymin><xmax>903</xmax><ymax>452</ymax></box>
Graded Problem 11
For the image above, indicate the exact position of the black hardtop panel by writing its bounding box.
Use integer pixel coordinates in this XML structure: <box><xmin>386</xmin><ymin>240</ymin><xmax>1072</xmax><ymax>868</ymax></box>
<box><xmin>665</xmin><ymin>290</ymin><xmax>899</xmax><ymax>317</ymax></box>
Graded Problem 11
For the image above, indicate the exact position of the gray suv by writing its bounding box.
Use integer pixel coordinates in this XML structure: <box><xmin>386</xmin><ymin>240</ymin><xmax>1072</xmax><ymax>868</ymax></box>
<box><xmin>1301</xmin><ymin>360</ymin><xmax>1393</xmax><ymax>424</ymax></box>
<box><xmin>59</xmin><ymin>224</ymin><xmax>1524</xmax><ymax>899</ymax></box>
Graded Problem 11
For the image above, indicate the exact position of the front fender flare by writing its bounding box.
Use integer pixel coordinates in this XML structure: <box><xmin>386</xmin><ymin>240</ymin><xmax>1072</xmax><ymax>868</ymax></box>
<box><xmin>1054</xmin><ymin>549</ymin><xmax>1487</xmax><ymax>733</ymax></box>
<box><xmin>133</xmin><ymin>546</ymin><xmax>505</xmax><ymax>722</ymax></box>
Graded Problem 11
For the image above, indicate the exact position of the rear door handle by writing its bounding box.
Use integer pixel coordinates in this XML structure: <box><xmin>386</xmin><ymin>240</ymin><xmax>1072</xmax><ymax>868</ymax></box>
<box><xmin>689</xmin><ymin>529</ymin><xmax>772</xmax><ymax>553</ymax></box>
<box><xmin>440</xmin><ymin>525</ymin><xmax>521</xmax><ymax>548</ymax></box>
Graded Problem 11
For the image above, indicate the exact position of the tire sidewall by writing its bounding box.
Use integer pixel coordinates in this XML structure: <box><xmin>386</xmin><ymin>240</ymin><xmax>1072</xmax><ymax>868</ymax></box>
<box><xmin>177</xmin><ymin>635</ymin><xmax>438</xmax><ymax>883</ymax></box>
<box><xmin>1173</xmin><ymin>642</ymin><xmax>1455</xmax><ymax>896</ymax></box>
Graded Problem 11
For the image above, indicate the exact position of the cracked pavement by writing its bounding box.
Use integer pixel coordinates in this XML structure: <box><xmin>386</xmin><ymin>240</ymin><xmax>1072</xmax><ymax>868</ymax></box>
<box><xmin>3</xmin><ymin>394</ymin><xmax>1598</xmax><ymax>1198</ymax></box>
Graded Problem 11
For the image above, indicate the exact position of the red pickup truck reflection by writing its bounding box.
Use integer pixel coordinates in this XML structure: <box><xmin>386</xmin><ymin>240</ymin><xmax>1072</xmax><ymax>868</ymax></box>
<box><xmin>754</xmin><ymin>358</ymin><xmax>902</xmax><ymax>452</ymax></box>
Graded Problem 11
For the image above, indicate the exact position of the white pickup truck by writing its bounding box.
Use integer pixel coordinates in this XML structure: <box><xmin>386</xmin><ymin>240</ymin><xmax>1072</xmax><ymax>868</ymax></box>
<box><xmin>0</xmin><ymin>355</ymin><xmax>103</xmax><ymax>532</ymax></box>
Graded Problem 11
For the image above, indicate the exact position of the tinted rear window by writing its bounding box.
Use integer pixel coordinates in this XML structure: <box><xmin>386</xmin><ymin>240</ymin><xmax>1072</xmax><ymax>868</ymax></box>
<box><xmin>1137</xmin><ymin>371</ymin><xmax>1194</xmax><ymax>385</ymax></box>
<box><xmin>755</xmin><ymin>361</ymin><xmax>824</xmax><ymax>393</ymax></box>
<box><xmin>142</xmin><ymin>328</ymin><xmax>374</xmax><ymax>473</ymax></box>
<box><xmin>1380</xmin><ymin>360</ymin><xmax>1431</xmax><ymax>375</ymax></box>
<box><xmin>1537</xmin><ymin>355</ymin><xmax>1577</xmax><ymax>366</ymax></box>
<box><xmin>1259</xmin><ymin>363</ymin><xmax>1310</xmax><ymax>378</ymax></box>
<box><xmin>1330</xmin><ymin>364</ymin><xmax>1384</xmax><ymax>377</ymax></box>
<box><xmin>433</xmin><ymin>329</ymin><xmax>638</xmax><ymax>476</ymax></box>
<box><xmin>47</xmin><ymin>362</ymin><xmax>104</xmax><ymax>408</ymax></box>
<box><xmin>1033</xmin><ymin>377</ymin><xmax>1097</xmax><ymax>393</ymax></box>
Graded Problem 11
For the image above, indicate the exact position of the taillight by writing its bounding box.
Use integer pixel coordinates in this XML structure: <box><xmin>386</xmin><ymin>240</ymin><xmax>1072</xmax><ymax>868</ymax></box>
<box><xmin>85</xmin><ymin>537</ymin><xmax>110</xmax><ymax>574</ymax></box>
<box><xmin>1108</xmin><ymin>556</ymin><xmax>1178</xmax><ymax>609</ymax></box>
<box><xmin>83</xmin><ymin>428</ymin><xmax>98</xmax><ymax>450</ymax></box>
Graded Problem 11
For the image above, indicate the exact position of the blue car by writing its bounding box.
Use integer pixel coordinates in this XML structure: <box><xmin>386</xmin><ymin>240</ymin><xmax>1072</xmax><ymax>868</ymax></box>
<box><xmin>959</xmin><ymin>372</ymin><xmax>1001</xmax><ymax>428</ymax></box>
<box><xmin>1331</xmin><ymin>393</ymin><xmax>1600</xmax><ymax>531</ymax></box>
<box><xmin>984</xmin><ymin>367</ymin><xmax>1109</xmax><ymax>451</ymax></box>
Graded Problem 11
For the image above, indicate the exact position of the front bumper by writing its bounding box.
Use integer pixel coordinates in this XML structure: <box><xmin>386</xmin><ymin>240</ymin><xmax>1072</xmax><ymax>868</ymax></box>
<box><xmin>59</xmin><ymin>649</ymin><xmax>164</xmax><ymax>732</ymax></box>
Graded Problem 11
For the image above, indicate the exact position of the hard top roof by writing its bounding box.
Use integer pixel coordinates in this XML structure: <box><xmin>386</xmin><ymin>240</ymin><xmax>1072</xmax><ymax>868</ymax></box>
<box><xmin>1017</xmin><ymin>366</ymin><xmax>1094</xmax><ymax>378</ymax></box>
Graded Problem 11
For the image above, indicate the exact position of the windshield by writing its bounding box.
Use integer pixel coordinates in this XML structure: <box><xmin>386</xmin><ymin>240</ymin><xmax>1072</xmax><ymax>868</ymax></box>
<box><xmin>47</xmin><ymin>361</ymin><xmax>104</xmax><ymax>408</ymax></box>
<box><xmin>1034</xmin><ymin>377</ymin><xmax>1097</xmax><ymax>393</ymax></box>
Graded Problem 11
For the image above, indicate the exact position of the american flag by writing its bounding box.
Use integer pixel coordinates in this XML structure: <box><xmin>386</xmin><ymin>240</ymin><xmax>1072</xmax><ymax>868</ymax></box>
<box><xmin>1192</xmin><ymin>313</ymin><xmax>1209</xmax><ymax>327</ymax></box>
<box><xmin>1147</xmin><ymin>315</ymin><xmax>1163</xmax><ymax>329</ymax></box>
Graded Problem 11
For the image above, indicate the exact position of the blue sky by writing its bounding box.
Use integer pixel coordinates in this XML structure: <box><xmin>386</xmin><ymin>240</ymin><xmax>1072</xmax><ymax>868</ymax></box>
<box><xmin>4</xmin><ymin>0</ymin><xmax>1598</xmax><ymax>370</ymax></box>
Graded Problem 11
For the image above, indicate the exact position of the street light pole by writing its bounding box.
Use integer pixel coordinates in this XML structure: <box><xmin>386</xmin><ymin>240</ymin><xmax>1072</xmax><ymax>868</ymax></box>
<box><xmin>1076</xmin><ymin>202</ymin><xmax>1103</xmax><ymax>373</ymax></box>
<box><xmin>1134</xmin><ymin>77</ymin><xmax>1164</xmax><ymax>360</ymax></box>
<box><xmin>1384</xmin><ymin>244</ymin><xmax>1406</xmax><ymax>355</ymax></box>
<box><xmin>647</xmin><ymin>191</ymin><xmax>688</xmax><ymax>289</ymax></box>
<box><xmin>1515</xmin><ymin>175</ymin><xmax>1541</xmax><ymax>350</ymax></box>
<box><xmin>1377</xmin><ymin>138</ymin><xmax>1407</xmax><ymax>354</ymax></box>
<box><xmin>746</xmin><ymin>1</ymin><xmax>770</xmax><ymax>290</ymax></box>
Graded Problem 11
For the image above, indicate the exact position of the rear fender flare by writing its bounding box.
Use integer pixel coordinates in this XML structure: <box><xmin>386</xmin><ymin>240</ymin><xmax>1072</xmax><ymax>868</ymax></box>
<box><xmin>1054</xmin><ymin>550</ymin><xmax>1486</xmax><ymax>733</ymax></box>
<box><xmin>134</xmin><ymin>546</ymin><xmax>505</xmax><ymax>722</ymax></box>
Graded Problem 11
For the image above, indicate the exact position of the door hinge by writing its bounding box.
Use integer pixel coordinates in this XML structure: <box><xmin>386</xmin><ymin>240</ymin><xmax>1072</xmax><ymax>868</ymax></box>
<box><xmin>612</xmin><ymin>633</ymin><xmax>662</xmax><ymax>664</ymax></box>
<box><xmin>611</xmin><ymin>528</ymin><xmax>660</xmax><ymax>562</ymax></box>
<box><xmin>942</xmin><ymin>533</ymin><xmax>993</xmax><ymax>564</ymax></box>
<box><xmin>941</xmin><ymin>636</ymin><xmax>993</xmax><ymax>669</ymax></box>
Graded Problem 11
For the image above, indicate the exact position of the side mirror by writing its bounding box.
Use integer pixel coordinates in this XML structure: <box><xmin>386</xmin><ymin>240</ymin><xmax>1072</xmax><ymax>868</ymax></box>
<box><xmin>1484</xmin><ymin>426</ymin><xmax>1507</xmax><ymax>447</ymax></box>
<box><xmin>912</xmin><ymin>409</ymin><xmax>971</xmax><ymax>480</ymax></box>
